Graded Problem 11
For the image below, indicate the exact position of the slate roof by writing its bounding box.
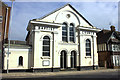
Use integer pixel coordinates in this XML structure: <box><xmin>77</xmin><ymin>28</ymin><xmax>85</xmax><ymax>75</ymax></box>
<box><xmin>4</xmin><ymin>40</ymin><xmax>31</xmax><ymax>49</ymax></box>
<box><xmin>97</xmin><ymin>29</ymin><xmax>120</xmax><ymax>44</ymax></box>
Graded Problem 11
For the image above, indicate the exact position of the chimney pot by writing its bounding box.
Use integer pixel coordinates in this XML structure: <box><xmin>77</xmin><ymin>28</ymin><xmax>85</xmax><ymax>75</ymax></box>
<box><xmin>110</xmin><ymin>25</ymin><xmax>115</xmax><ymax>31</ymax></box>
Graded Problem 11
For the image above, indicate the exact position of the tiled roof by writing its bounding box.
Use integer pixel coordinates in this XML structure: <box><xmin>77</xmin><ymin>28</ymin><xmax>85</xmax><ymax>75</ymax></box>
<box><xmin>97</xmin><ymin>30</ymin><xmax>120</xmax><ymax>44</ymax></box>
<box><xmin>97</xmin><ymin>30</ymin><xmax>112</xmax><ymax>44</ymax></box>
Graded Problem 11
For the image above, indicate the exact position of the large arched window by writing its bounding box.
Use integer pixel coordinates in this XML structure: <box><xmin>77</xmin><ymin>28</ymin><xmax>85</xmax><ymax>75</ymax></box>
<box><xmin>19</xmin><ymin>56</ymin><xmax>23</xmax><ymax>66</ymax></box>
<box><xmin>43</xmin><ymin>36</ymin><xmax>50</xmax><ymax>56</ymax></box>
<box><xmin>69</xmin><ymin>23</ymin><xmax>74</xmax><ymax>42</ymax></box>
<box><xmin>86</xmin><ymin>39</ymin><xmax>91</xmax><ymax>56</ymax></box>
<box><xmin>62</xmin><ymin>23</ymin><xmax>67</xmax><ymax>42</ymax></box>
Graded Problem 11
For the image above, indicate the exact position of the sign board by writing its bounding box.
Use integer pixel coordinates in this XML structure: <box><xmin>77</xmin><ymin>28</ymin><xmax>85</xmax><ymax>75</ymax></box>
<box><xmin>0</xmin><ymin>16</ymin><xmax>3</xmax><ymax>23</ymax></box>
<box><xmin>42</xmin><ymin>60</ymin><xmax>50</xmax><ymax>66</ymax></box>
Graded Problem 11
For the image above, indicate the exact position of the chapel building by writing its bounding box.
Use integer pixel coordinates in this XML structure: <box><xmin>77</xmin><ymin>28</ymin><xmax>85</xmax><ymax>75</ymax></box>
<box><xmin>3</xmin><ymin>4</ymin><xmax>100</xmax><ymax>72</ymax></box>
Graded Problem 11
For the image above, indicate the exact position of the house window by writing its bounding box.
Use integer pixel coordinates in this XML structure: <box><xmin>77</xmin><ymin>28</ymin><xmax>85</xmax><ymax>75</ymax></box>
<box><xmin>19</xmin><ymin>56</ymin><xmax>23</xmax><ymax>66</ymax></box>
<box><xmin>43</xmin><ymin>36</ymin><xmax>50</xmax><ymax>56</ymax></box>
<box><xmin>69</xmin><ymin>23</ymin><xmax>74</xmax><ymax>42</ymax></box>
<box><xmin>86</xmin><ymin>39</ymin><xmax>91</xmax><ymax>56</ymax></box>
<box><xmin>62</xmin><ymin>23</ymin><xmax>67</xmax><ymax>42</ymax></box>
<box><xmin>113</xmin><ymin>45</ymin><xmax>115</xmax><ymax>51</ymax></box>
<box><xmin>119</xmin><ymin>45</ymin><xmax>120</xmax><ymax>50</ymax></box>
<box><xmin>114</xmin><ymin>56</ymin><xmax>120</xmax><ymax>66</ymax></box>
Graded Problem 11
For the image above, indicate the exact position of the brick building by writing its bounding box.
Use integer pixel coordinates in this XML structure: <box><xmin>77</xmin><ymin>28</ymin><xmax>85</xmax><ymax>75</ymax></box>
<box><xmin>0</xmin><ymin>1</ymin><xmax>11</xmax><ymax>71</ymax></box>
<box><xmin>97</xmin><ymin>26</ymin><xmax>120</xmax><ymax>68</ymax></box>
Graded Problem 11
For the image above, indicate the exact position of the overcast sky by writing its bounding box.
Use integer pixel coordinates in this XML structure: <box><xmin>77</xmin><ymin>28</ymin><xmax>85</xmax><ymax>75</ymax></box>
<box><xmin>3</xmin><ymin>1</ymin><xmax>118</xmax><ymax>41</ymax></box>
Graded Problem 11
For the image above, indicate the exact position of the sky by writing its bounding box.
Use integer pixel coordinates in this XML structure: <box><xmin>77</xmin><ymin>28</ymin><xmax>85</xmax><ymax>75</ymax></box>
<box><xmin>3</xmin><ymin>1</ymin><xmax>119</xmax><ymax>41</ymax></box>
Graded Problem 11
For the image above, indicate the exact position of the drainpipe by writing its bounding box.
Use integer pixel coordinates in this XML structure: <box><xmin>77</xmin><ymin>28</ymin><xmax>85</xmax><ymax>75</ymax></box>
<box><xmin>106</xmin><ymin>43</ymin><xmax>108</xmax><ymax>68</ymax></box>
<box><xmin>92</xmin><ymin>36</ymin><xmax>95</xmax><ymax>70</ymax></box>
<box><xmin>52</xmin><ymin>32</ymin><xmax>54</xmax><ymax>72</ymax></box>
<box><xmin>4</xmin><ymin>8</ymin><xmax>9</xmax><ymax>42</ymax></box>
<box><xmin>2</xmin><ymin>7</ymin><xmax>9</xmax><ymax>72</ymax></box>
<box><xmin>78</xmin><ymin>28</ymin><xmax>81</xmax><ymax>71</ymax></box>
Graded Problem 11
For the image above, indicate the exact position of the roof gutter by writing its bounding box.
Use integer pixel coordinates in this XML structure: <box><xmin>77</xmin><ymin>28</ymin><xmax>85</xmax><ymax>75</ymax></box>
<box><xmin>78</xmin><ymin>26</ymin><xmax>101</xmax><ymax>32</ymax></box>
<box><xmin>30</xmin><ymin>21</ymin><xmax>62</xmax><ymax>27</ymax></box>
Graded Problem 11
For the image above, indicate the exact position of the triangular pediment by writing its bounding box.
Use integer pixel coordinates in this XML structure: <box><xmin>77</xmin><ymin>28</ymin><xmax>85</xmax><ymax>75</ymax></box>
<box><xmin>33</xmin><ymin>4</ymin><xmax>93</xmax><ymax>28</ymax></box>
<box><xmin>111</xmin><ymin>32</ymin><xmax>116</xmax><ymax>39</ymax></box>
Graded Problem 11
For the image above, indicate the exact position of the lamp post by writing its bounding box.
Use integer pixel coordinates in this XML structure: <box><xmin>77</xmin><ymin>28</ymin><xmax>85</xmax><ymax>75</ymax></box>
<box><xmin>7</xmin><ymin>0</ymin><xmax>15</xmax><ymax>73</ymax></box>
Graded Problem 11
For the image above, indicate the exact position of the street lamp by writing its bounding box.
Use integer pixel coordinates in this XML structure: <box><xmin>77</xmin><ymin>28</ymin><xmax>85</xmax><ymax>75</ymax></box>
<box><xmin>7</xmin><ymin>0</ymin><xmax>15</xmax><ymax>73</ymax></box>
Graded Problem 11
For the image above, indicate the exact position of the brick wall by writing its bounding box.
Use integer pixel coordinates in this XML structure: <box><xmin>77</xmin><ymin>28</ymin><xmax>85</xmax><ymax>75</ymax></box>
<box><xmin>0</xmin><ymin>1</ymin><xmax>11</xmax><ymax>72</ymax></box>
<box><xmin>0</xmin><ymin>1</ymin><xmax>2</xmax><ymax>73</ymax></box>
<box><xmin>98</xmin><ymin>51</ymin><xmax>113</xmax><ymax>68</ymax></box>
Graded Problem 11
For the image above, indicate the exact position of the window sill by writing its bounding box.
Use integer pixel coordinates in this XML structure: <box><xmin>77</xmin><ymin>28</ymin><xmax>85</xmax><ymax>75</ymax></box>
<box><xmin>85</xmin><ymin>56</ymin><xmax>92</xmax><ymax>58</ymax></box>
<box><xmin>59</xmin><ymin>42</ymin><xmax>78</xmax><ymax>45</ymax></box>
<box><xmin>17</xmin><ymin>65</ymin><xmax>24</xmax><ymax>68</ymax></box>
<box><xmin>41</xmin><ymin>56</ymin><xmax>50</xmax><ymax>59</ymax></box>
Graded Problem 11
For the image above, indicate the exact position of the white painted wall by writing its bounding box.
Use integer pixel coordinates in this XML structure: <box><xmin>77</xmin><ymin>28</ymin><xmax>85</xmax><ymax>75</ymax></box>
<box><xmin>3</xmin><ymin>4</ymin><xmax>99</xmax><ymax>70</ymax></box>
<box><xmin>4</xmin><ymin>48</ymin><xmax>31</xmax><ymax>70</ymax></box>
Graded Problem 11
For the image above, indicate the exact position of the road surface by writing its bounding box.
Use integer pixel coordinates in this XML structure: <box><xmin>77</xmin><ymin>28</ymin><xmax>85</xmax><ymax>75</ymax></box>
<box><xmin>1</xmin><ymin>69</ymin><xmax>120</xmax><ymax>80</ymax></box>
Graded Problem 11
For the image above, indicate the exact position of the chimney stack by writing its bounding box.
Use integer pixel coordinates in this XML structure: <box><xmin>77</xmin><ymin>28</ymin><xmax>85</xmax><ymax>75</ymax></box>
<box><xmin>110</xmin><ymin>25</ymin><xmax>115</xmax><ymax>31</ymax></box>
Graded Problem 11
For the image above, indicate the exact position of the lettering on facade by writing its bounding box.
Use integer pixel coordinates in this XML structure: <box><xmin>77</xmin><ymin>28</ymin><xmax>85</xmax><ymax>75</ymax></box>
<box><xmin>36</xmin><ymin>26</ymin><xmax>56</xmax><ymax>31</ymax></box>
<box><xmin>81</xmin><ymin>31</ymin><xmax>94</xmax><ymax>35</ymax></box>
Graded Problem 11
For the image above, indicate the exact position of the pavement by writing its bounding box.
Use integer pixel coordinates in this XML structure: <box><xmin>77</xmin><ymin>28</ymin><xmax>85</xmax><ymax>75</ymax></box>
<box><xmin>1</xmin><ymin>69</ymin><xmax>120</xmax><ymax>79</ymax></box>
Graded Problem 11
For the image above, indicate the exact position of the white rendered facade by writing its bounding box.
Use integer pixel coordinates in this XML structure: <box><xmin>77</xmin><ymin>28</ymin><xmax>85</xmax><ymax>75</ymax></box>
<box><xmin>3</xmin><ymin>4</ymin><xmax>100</xmax><ymax>72</ymax></box>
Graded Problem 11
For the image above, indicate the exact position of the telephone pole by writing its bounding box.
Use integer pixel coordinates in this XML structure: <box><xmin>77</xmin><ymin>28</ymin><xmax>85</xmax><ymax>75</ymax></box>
<box><xmin>7</xmin><ymin>0</ymin><xmax>15</xmax><ymax>73</ymax></box>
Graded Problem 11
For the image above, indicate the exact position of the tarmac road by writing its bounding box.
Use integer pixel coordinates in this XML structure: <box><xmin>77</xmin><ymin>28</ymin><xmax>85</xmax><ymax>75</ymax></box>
<box><xmin>1</xmin><ymin>69</ymin><xmax>120</xmax><ymax>80</ymax></box>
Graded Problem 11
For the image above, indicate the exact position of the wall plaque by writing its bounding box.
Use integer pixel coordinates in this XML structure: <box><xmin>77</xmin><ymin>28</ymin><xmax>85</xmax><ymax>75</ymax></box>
<box><xmin>42</xmin><ymin>60</ymin><xmax>50</xmax><ymax>66</ymax></box>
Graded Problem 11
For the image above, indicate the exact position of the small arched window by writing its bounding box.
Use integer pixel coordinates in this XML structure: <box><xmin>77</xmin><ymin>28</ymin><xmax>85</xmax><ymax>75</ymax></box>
<box><xmin>86</xmin><ymin>39</ymin><xmax>91</xmax><ymax>56</ymax></box>
<box><xmin>69</xmin><ymin>23</ymin><xmax>74</xmax><ymax>42</ymax></box>
<box><xmin>43</xmin><ymin>36</ymin><xmax>50</xmax><ymax>56</ymax></box>
<box><xmin>19</xmin><ymin>56</ymin><xmax>23</xmax><ymax>66</ymax></box>
<box><xmin>62</xmin><ymin>23</ymin><xmax>67</xmax><ymax>42</ymax></box>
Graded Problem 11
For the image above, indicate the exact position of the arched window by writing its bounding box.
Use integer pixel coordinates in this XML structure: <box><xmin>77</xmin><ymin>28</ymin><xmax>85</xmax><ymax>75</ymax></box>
<box><xmin>19</xmin><ymin>56</ymin><xmax>23</xmax><ymax>66</ymax></box>
<box><xmin>62</xmin><ymin>23</ymin><xmax>67</xmax><ymax>42</ymax></box>
<box><xmin>69</xmin><ymin>23</ymin><xmax>74</xmax><ymax>42</ymax></box>
<box><xmin>86</xmin><ymin>39</ymin><xmax>91</xmax><ymax>56</ymax></box>
<box><xmin>43</xmin><ymin>36</ymin><xmax>50</xmax><ymax>56</ymax></box>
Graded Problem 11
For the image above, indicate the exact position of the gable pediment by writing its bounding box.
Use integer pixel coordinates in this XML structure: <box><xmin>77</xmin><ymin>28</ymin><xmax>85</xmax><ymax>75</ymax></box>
<box><xmin>108</xmin><ymin>32</ymin><xmax>120</xmax><ymax>43</ymax></box>
<box><xmin>34</xmin><ymin>4</ymin><xmax>93</xmax><ymax>28</ymax></box>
